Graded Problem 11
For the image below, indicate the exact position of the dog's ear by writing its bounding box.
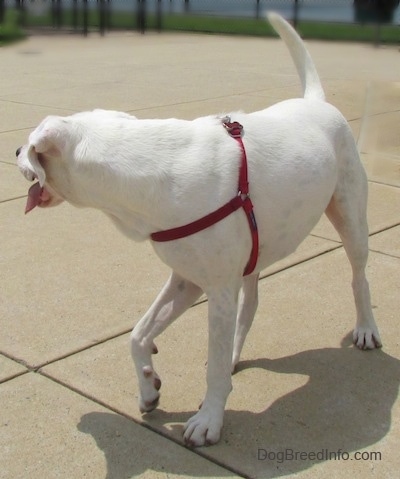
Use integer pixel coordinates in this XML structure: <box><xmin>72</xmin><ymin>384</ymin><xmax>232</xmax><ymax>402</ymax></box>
<box><xmin>27</xmin><ymin>117</ymin><xmax>67</xmax><ymax>186</ymax></box>
<box><xmin>29</xmin><ymin>117</ymin><xmax>67</xmax><ymax>154</ymax></box>
<box><xmin>26</xmin><ymin>146</ymin><xmax>46</xmax><ymax>187</ymax></box>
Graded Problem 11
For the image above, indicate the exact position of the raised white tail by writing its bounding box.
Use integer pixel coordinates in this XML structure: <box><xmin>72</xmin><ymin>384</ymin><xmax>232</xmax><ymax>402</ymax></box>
<box><xmin>267</xmin><ymin>12</ymin><xmax>325</xmax><ymax>102</ymax></box>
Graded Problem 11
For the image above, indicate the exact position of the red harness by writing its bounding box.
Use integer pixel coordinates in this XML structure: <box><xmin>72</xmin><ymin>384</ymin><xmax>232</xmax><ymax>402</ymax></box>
<box><xmin>150</xmin><ymin>119</ymin><xmax>259</xmax><ymax>276</ymax></box>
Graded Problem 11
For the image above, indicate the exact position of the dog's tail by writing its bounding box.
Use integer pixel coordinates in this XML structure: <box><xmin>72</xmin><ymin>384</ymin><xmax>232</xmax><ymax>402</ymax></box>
<box><xmin>267</xmin><ymin>12</ymin><xmax>325</xmax><ymax>102</ymax></box>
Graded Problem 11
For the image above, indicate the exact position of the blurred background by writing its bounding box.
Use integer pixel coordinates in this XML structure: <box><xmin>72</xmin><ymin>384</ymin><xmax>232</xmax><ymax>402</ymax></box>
<box><xmin>1</xmin><ymin>0</ymin><xmax>399</xmax><ymax>42</ymax></box>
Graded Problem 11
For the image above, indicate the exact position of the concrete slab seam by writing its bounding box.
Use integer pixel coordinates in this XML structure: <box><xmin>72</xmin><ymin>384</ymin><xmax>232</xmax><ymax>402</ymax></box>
<box><xmin>369</xmin><ymin>221</ymin><xmax>400</xmax><ymax>237</ymax></box>
<box><xmin>36</xmin><ymin>368</ymin><xmax>250</xmax><ymax>478</ymax></box>
<box><xmin>260</xmin><ymin>243</ymin><xmax>344</xmax><ymax>281</ymax></box>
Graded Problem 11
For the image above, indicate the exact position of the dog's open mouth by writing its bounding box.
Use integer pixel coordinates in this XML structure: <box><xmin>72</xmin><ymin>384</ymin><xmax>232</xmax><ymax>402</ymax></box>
<box><xmin>25</xmin><ymin>182</ymin><xmax>52</xmax><ymax>214</ymax></box>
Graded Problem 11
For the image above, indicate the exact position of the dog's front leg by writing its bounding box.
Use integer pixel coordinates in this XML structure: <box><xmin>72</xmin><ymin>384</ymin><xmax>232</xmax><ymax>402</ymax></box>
<box><xmin>130</xmin><ymin>272</ymin><xmax>202</xmax><ymax>413</ymax></box>
<box><xmin>184</xmin><ymin>283</ymin><xmax>240</xmax><ymax>447</ymax></box>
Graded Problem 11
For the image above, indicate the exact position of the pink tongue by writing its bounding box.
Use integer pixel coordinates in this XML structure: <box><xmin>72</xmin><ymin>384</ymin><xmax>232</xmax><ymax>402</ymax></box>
<box><xmin>25</xmin><ymin>182</ymin><xmax>43</xmax><ymax>214</ymax></box>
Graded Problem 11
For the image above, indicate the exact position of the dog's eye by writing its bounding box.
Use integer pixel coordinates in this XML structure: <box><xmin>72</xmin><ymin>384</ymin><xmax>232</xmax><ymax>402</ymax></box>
<box><xmin>16</xmin><ymin>147</ymin><xmax>22</xmax><ymax>157</ymax></box>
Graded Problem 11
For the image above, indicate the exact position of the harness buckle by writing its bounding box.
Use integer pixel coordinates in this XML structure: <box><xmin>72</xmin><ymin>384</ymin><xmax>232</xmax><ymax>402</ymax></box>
<box><xmin>222</xmin><ymin>117</ymin><xmax>243</xmax><ymax>138</ymax></box>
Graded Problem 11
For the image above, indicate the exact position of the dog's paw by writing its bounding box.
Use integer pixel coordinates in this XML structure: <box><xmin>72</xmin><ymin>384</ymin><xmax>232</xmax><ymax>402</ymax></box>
<box><xmin>138</xmin><ymin>365</ymin><xmax>162</xmax><ymax>413</ymax></box>
<box><xmin>183</xmin><ymin>409</ymin><xmax>223</xmax><ymax>447</ymax></box>
<box><xmin>353</xmin><ymin>326</ymin><xmax>382</xmax><ymax>350</ymax></box>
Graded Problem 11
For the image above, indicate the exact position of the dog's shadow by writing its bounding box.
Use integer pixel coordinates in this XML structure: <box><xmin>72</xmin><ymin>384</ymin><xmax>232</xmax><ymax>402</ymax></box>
<box><xmin>78</xmin><ymin>337</ymin><xmax>400</xmax><ymax>478</ymax></box>
<box><xmin>220</xmin><ymin>339</ymin><xmax>400</xmax><ymax>477</ymax></box>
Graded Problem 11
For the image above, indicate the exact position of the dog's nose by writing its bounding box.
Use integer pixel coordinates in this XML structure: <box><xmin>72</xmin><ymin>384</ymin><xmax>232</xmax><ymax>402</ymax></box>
<box><xmin>16</xmin><ymin>147</ymin><xmax>22</xmax><ymax>157</ymax></box>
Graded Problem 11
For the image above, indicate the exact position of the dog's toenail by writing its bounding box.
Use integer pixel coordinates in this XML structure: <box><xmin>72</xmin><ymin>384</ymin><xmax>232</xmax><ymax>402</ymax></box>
<box><xmin>154</xmin><ymin>377</ymin><xmax>162</xmax><ymax>390</ymax></box>
<box><xmin>144</xmin><ymin>396</ymin><xmax>160</xmax><ymax>410</ymax></box>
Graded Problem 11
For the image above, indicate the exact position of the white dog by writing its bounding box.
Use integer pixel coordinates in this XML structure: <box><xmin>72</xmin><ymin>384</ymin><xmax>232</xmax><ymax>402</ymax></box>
<box><xmin>17</xmin><ymin>13</ymin><xmax>381</xmax><ymax>447</ymax></box>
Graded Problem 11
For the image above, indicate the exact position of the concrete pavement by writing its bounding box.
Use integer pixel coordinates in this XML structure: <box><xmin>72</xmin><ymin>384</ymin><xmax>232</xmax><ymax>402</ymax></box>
<box><xmin>0</xmin><ymin>31</ymin><xmax>399</xmax><ymax>478</ymax></box>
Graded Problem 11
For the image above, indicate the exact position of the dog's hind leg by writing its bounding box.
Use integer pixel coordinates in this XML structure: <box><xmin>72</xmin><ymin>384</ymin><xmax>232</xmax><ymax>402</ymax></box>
<box><xmin>130</xmin><ymin>271</ymin><xmax>202</xmax><ymax>413</ymax></box>
<box><xmin>325</xmin><ymin>144</ymin><xmax>382</xmax><ymax>349</ymax></box>
<box><xmin>232</xmin><ymin>273</ymin><xmax>260</xmax><ymax>373</ymax></box>
<box><xmin>184</xmin><ymin>281</ymin><xmax>241</xmax><ymax>446</ymax></box>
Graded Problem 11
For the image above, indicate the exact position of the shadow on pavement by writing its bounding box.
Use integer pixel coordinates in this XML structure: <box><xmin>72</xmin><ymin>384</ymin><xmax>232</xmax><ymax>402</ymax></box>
<box><xmin>79</xmin><ymin>340</ymin><xmax>400</xmax><ymax>478</ymax></box>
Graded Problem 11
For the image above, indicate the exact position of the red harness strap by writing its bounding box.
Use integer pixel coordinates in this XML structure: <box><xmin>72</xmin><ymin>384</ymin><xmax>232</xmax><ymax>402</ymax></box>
<box><xmin>150</xmin><ymin>119</ymin><xmax>259</xmax><ymax>276</ymax></box>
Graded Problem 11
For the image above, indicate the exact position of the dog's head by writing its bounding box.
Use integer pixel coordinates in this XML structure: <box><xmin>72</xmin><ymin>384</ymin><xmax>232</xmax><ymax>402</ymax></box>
<box><xmin>17</xmin><ymin>115</ymin><xmax>70</xmax><ymax>213</ymax></box>
<box><xmin>16</xmin><ymin>109</ymin><xmax>137</xmax><ymax>214</ymax></box>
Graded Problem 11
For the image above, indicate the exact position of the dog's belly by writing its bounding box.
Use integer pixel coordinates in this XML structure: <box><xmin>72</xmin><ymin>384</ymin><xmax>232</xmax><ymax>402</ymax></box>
<box><xmin>257</xmin><ymin>199</ymin><xmax>331</xmax><ymax>270</ymax></box>
<box><xmin>253</xmin><ymin>151</ymin><xmax>338</xmax><ymax>271</ymax></box>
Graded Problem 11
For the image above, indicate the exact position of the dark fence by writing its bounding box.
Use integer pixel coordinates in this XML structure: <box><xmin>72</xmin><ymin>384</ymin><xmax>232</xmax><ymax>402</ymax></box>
<box><xmin>1</xmin><ymin>0</ymin><xmax>399</xmax><ymax>37</ymax></box>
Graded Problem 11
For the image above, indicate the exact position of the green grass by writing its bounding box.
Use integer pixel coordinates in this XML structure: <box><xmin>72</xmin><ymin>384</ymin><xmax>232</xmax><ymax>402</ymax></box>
<box><xmin>6</xmin><ymin>7</ymin><xmax>400</xmax><ymax>45</ymax></box>
<box><xmin>297</xmin><ymin>19</ymin><xmax>399</xmax><ymax>43</ymax></box>
<box><xmin>0</xmin><ymin>10</ymin><xmax>26</xmax><ymax>46</ymax></box>
<box><xmin>161</xmin><ymin>14</ymin><xmax>399</xmax><ymax>44</ymax></box>
<box><xmin>161</xmin><ymin>14</ymin><xmax>275</xmax><ymax>36</ymax></box>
